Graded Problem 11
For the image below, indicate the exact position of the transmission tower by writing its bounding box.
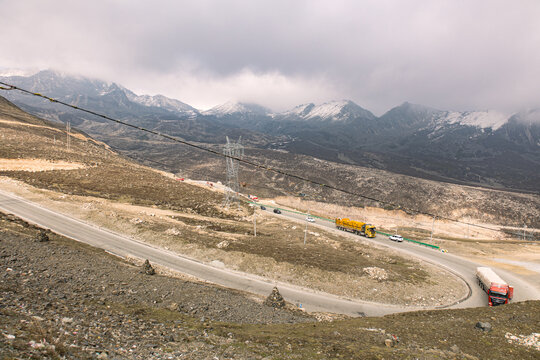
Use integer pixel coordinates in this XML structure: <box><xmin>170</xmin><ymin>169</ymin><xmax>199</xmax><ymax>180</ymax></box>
<box><xmin>223</xmin><ymin>136</ymin><xmax>244</xmax><ymax>208</ymax></box>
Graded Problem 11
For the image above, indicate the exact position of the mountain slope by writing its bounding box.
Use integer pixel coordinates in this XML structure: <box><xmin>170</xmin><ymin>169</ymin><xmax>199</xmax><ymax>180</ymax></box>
<box><xmin>0</xmin><ymin>70</ymin><xmax>276</xmax><ymax>147</ymax></box>
<box><xmin>1</xmin><ymin>71</ymin><xmax>539</xmax><ymax>192</ymax></box>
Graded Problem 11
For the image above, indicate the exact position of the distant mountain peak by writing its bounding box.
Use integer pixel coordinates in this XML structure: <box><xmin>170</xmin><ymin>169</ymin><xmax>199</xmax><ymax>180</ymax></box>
<box><xmin>281</xmin><ymin>100</ymin><xmax>375</xmax><ymax>122</ymax></box>
<box><xmin>125</xmin><ymin>92</ymin><xmax>198</xmax><ymax>115</ymax></box>
<box><xmin>382</xmin><ymin>103</ymin><xmax>510</xmax><ymax>130</ymax></box>
<box><xmin>283</xmin><ymin>103</ymin><xmax>316</xmax><ymax>117</ymax></box>
<box><xmin>203</xmin><ymin>101</ymin><xmax>271</xmax><ymax>117</ymax></box>
<box><xmin>438</xmin><ymin>110</ymin><xmax>509</xmax><ymax>130</ymax></box>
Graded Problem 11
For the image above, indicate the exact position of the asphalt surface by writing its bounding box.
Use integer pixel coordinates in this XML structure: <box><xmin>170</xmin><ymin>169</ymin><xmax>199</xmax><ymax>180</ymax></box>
<box><xmin>273</xmin><ymin>209</ymin><xmax>540</xmax><ymax>308</ymax></box>
<box><xmin>1</xmin><ymin>190</ymin><xmax>538</xmax><ymax>316</ymax></box>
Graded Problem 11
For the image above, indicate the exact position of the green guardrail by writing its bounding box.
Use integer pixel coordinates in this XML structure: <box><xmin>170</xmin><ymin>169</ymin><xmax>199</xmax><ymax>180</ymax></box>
<box><xmin>376</xmin><ymin>231</ymin><xmax>440</xmax><ymax>249</ymax></box>
<box><xmin>247</xmin><ymin>200</ymin><xmax>441</xmax><ymax>250</ymax></box>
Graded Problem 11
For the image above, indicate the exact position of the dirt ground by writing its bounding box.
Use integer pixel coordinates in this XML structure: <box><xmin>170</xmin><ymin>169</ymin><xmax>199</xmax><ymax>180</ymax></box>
<box><xmin>0</xmin><ymin>176</ymin><xmax>466</xmax><ymax>308</ymax></box>
<box><xmin>0</xmin><ymin>96</ymin><xmax>530</xmax><ymax>309</ymax></box>
<box><xmin>1</xmin><ymin>95</ymin><xmax>539</xmax><ymax>359</ymax></box>
<box><xmin>276</xmin><ymin>197</ymin><xmax>540</xmax><ymax>282</ymax></box>
<box><xmin>1</xmin><ymin>212</ymin><xmax>539</xmax><ymax>360</ymax></box>
<box><xmin>0</xmin><ymin>158</ymin><xmax>86</xmax><ymax>171</ymax></box>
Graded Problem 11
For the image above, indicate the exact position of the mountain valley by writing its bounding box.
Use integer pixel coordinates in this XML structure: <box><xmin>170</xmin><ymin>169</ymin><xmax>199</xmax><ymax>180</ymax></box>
<box><xmin>1</xmin><ymin>70</ymin><xmax>539</xmax><ymax>193</ymax></box>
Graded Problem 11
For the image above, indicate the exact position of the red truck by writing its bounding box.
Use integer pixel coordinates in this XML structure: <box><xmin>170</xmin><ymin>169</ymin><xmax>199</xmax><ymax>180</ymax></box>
<box><xmin>475</xmin><ymin>267</ymin><xmax>514</xmax><ymax>306</ymax></box>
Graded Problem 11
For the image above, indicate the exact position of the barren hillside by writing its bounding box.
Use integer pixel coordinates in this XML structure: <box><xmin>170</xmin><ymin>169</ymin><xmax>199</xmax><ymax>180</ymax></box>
<box><xmin>1</xmin><ymin>96</ymin><xmax>539</xmax><ymax>359</ymax></box>
<box><xmin>0</xmin><ymin>96</ymin><xmax>468</xmax><ymax>307</ymax></box>
<box><xmin>118</xmin><ymin>139</ymin><xmax>540</xmax><ymax>229</ymax></box>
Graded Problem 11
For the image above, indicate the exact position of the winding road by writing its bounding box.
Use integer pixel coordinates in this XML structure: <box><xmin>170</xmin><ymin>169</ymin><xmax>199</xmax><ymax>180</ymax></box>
<box><xmin>1</xmin><ymin>189</ymin><xmax>538</xmax><ymax>316</ymax></box>
<box><xmin>276</xmin><ymin>210</ymin><xmax>540</xmax><ymax>309</ymax></box>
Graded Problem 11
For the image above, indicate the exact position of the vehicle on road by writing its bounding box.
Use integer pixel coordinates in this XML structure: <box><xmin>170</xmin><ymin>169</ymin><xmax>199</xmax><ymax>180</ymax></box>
<box><xmin>306</xmin><ymin>216</ymin><xmax>315</xmax><ymax>223</ymax></box>
<box><xmin>260</xmin><ymin>205</ymin><xmax>266</xmax><ymax>210</ymax></box>
<box><xmin>389</xmin><ymin>234</ymin><xmax>403</xmax><ymax>242</ymax></box>
<box><xmin>273</xmin><ymin>208</ymin><xmax>281</xmax><ymax>214</ymax></box>
<box><xmin>475</xmin><ymin>267</ymin><xmax>514</xmax><ymax>306</ymax></box>
<box><xmin>335</xmin><ymin>218</ymin><xmax>376</xmax><ymax>238</ymax></box>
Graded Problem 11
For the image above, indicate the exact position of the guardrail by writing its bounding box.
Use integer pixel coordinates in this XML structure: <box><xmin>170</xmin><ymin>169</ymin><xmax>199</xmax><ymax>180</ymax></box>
<box><xmin>376</xmin><ymin>231</ymin><xmax>440</xmax><ymax>249</ymax></box>
<box><xmin>247</xmin><ymin>200</ymin><xmax>441</xmax><ymax>250</ymax></box>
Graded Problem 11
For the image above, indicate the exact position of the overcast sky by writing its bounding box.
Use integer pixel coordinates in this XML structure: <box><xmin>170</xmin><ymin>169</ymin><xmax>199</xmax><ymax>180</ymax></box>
<box><xmin>1</xmin><ymin>0</ymin><xmax>539</xmax><ymax>114</ymax></box>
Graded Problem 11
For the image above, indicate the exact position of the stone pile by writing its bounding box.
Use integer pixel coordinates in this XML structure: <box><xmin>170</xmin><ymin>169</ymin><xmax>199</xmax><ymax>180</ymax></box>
<box><xmin>142</xmin><ymin>259</ymin><xmax>155</xmax><ymax>275</ymax></box>
<box><xmin>264</xmin><ymin>287</ymin><xmax>286</xmax><ymax>309</ymax></box>
<box><xmin>36</xmin><ymin>230</ymin><xmax>49</xmax><ymax>242</ymax></box>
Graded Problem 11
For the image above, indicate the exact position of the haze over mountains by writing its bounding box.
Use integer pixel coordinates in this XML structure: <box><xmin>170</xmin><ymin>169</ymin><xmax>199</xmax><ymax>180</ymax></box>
<box><xmin>1</xmin><ymin>70</ymin><xmax>539</xmax><ymax>192</ymax></box>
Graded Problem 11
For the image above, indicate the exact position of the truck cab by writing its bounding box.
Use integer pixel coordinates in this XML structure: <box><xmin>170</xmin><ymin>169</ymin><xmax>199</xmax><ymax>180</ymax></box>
<box><xmin>487</xmin><ymin>283</ymin><xmax>513</xmax><ymax>306</ymax></box>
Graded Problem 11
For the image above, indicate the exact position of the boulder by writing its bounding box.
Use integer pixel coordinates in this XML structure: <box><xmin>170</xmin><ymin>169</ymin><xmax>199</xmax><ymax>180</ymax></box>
<box><xmin>475</xmin><ymin>321</ymin><xmax>492</xmax><ymax>332</ymax></box>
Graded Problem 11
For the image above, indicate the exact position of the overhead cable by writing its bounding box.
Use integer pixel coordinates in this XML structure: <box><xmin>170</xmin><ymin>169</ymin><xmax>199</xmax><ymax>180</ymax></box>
<box><xmin>0</xmin><ymin>81</ymin><xmax>531</xmax><ymax>236</ymax></box>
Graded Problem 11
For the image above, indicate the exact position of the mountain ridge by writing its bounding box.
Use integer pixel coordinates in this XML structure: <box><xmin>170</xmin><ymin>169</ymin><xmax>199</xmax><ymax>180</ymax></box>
<box><xmin>1</xmin><ymin>70</ymin><xmax>539</xmax><ymax>192</ymax></box>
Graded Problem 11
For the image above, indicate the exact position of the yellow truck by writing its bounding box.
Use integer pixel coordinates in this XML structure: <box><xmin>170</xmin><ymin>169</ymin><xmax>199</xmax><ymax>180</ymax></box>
<box><xmin>335</xmin><ymin>218</ymin><xmax>376</xmax><ymax>238</ymax></box>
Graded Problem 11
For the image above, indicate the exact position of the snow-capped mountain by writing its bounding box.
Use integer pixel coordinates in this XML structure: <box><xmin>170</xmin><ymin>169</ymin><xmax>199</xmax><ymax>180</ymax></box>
<box><xmin>203</xmin><ymin>101</ymin><xmax>270</xmax><ymax>117</ymax></box>
<box><xmin>125</xmin><ymin>92</ymin><xmax>198</xmax><ymax>116</ymax></box>
<box><xmin>0</xmin><ymin>70</ymin><xmax>199</xmax><ymax>117</ymax></box>
<box><xmin>379</xmin><ymin>102</ymin><xmax>509</xmax><ymax>131</ymax></box>
<box><xmin>438</xmin><ymin>110</ymin><xmax>508</xmax><ymax>130</ymax></box>
<box><xmin>0</xmin><ymin>70</ymin><xmax>267</xmax><ymax>145</ymax></box>
<box><xmin>279</xmin><ymin>100</ymin><xmax>375</xmax><ymax>122</ymax></box>
<box><xmin>1</xmin><ymin>70</ymin><xmax>538</xmax><ymax>191</ymax></box>
<box><xmin>282</xmin><ymin>103</ymin><xmax>316</xmax><ymax>117</ymax></box>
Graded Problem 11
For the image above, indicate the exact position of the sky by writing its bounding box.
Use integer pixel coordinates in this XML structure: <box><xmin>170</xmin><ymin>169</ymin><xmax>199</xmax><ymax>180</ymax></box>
<box><xmin>1</xmin><ymin>0</ymin><xmax>539</xmax><ymax>115</ymax></box>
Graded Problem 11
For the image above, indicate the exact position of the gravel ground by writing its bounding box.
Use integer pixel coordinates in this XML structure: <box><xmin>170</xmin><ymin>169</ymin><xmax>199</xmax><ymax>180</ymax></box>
<box><xmin>0</xmin><ymin>212</ymin><xmax>314</xmax><ymax>359</ymax></box>
<box><xmin>2</xmin><ymin>212</ymin><xmax>539</xmax><ymax>360</ymax></box>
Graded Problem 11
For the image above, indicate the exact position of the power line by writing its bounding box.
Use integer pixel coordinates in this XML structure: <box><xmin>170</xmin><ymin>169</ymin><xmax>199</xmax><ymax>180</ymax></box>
<box><xmin>0</xmin><ymin>81</ymin><xmax>532</xmax><ymax>236</ymax></box>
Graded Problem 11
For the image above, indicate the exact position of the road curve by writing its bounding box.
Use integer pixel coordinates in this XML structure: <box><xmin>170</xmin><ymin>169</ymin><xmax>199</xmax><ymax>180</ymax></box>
<box><xmin>275</xmin><ymin>209</ymin><xmax>540</xmax><ymax>309</ymax></box>
<box><xmin>1</xmin><ymin>190</ymin><xmax>538</xmax><ymax>316</ymax></box>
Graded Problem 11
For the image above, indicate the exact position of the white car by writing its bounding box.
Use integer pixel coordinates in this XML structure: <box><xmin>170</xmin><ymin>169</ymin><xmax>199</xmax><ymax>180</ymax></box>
<box><xmin>306</xmin><ymin>216</ymin><xmax>315</xmax><ymax>223</ymax></box>
<box><xmin>389</xmin><ymin>234</ymin><xmax>403</xmax><ymax>242</ymax></box>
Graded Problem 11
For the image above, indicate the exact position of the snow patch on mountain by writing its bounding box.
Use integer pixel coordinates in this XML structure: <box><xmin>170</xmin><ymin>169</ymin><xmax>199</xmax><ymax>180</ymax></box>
<box><xmin>126</xmin><ymin>93</ymin><xmax>198</xmax><ymax>115</ymax></box>
<box><xmin>441</xmin><ymin>110</ymin><xmax>508</xmax><ymax>130</ymax></box>
<box><xmin>304</xmin><ymin>100</ymin><xmax>352</xmax><ymax>120</ymax></box>
<box><xmin>283</xmin><ymin>103</ymin><xmax>316</xmax><ymax>117</ymax></box>
<box><xmin>203</xmin><ymin>101</ymin><xmax>270</xmax><ymax>117</ymax></box>
<box><xmin>280</xmin><ymin>100</ymin><xmax>374</xmax><ymax>122</ymax></box>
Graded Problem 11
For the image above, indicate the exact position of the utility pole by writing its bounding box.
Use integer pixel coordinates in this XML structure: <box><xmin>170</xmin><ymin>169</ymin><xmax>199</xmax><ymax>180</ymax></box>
<box><xmin>430</xmin><ymin>215</ymin><xmax>436</xmax><ymax>243</ymax></box>
<box><xmin>253</xmin><ymin>211</ymin><xmax>257</xmax><ymax>237</ymax></box>
<box><xmin>66</xmin><ymin>121</ymin><xmax>71</xmax><ymax>150</ymax></box>
<box><xmin>304</xmin><ymin>211</ymin><xmax>309</xmax><ymax>245</ymax></box>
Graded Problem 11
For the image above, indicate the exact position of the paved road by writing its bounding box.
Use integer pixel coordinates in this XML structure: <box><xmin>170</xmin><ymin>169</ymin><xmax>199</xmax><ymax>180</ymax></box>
<box><xmin>1</xmin><ymin>190</ymin><xmax>538</xmax><ymax>316</ymax></box>
<box><xmin>272</xmin><ymin>209</ymin><xmax>540</xmax><ymax>309</ymax></box>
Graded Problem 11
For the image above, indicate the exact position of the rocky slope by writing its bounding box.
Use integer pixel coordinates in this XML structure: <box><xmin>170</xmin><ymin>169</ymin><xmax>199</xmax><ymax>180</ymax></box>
<box><xmin>1</xmin><ymin>213</ymin><xmax>539</xmax><ymax>359</ymax></box>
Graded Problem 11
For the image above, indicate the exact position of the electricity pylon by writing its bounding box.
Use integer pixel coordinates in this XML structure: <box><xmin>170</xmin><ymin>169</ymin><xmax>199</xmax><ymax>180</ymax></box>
<box><xmin>223</xmin><ymin>136</ymin><xmax>244</xmax><ymax>208</ymax></box>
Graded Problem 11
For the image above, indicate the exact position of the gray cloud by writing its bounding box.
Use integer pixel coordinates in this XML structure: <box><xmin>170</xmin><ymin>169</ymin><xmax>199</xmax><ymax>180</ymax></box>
<box><xmin>1</xmin><ymin>0</ymin><xmax>539</xmax><ymax>114</ymax></box>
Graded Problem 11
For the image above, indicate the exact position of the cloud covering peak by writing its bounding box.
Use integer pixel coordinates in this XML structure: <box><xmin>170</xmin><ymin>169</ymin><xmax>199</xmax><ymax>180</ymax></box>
<box><xmin>1</xmin><ymin>0</ymin><xmax>539</xmax><ymax>115</ymax></box>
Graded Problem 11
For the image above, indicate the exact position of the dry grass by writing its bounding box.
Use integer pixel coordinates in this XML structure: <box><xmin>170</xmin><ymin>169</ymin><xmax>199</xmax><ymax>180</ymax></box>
<box><xmin>0</xmin><ymin>97</ymin><xmax>467</xmax><ymax>307</ymax></box>
<box><xmin>0</xmin><ymin>176</ymin><xmax>466</xmax><ymax>307</ymax></box>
